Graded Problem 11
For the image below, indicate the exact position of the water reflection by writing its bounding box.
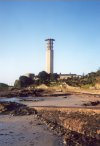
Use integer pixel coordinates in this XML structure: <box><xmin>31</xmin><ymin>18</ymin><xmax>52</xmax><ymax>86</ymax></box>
<box><xmin>0</xmin><ymin>97</ymin><xmax>44</xmax><ymax>103</ymax></box>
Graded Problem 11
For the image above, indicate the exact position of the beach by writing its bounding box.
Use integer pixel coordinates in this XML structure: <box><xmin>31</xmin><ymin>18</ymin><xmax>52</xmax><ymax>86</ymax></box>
<box><xmin>0</xmin><ymin>115</ymin><xmax>63</xmax><ymax>146</ymax></box>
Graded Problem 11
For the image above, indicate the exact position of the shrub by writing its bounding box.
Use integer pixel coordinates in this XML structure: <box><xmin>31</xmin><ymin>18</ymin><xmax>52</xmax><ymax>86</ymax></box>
<box><xmin>14</xmin><ymin>76</ymin><xmax>34</xmax><ymax>88</ymax></box>
<box><xmin>0</xmin><ymin>83</ymin><xmax>9</xmax><ymax>91</ymax></box>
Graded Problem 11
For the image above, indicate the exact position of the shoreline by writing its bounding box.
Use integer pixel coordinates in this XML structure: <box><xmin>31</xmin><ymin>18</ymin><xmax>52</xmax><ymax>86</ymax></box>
<box><xmin>0</xmin><ymin>100</ymin><xmax>100</xmax><ymax>146</ymax></box>
<box><xmin>0</xmin><ymin>87</ymin><xmax>100</xmax><ymax>146</ymax></box>
<box><xmin>0</xmin><ymin>86</ymin><xmax>100</xmax><ymax>98</ymax></box>
<box><xmin>36</xmin><ymin>107</ymin><xmax>100</xmax><ymax>146</ymax></box>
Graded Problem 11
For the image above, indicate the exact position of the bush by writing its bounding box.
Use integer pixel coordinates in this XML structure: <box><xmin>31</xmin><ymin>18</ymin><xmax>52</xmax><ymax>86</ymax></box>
<box><xmin>65</xmin><ymin>75</ymin><xmax>96</xmax><ymax>87</ymax></box>
<box><xmin>38</xmin><ymin>71</ymin><xmax>50</xmax><ymax>84</ymax></box>
<box><xmin>0</xmin><ymin>83</ymin><xmax>9</xmax><ymax>91</ymax></box>
<box><xmin>14</xmin><ymin>80</ymin><xmax>22</xmax><ymax>88</ymax></box>
<box><xmin>14</xmin><ymin>76</ymin><xmax>34</xmax><ymax>88</ymax></box>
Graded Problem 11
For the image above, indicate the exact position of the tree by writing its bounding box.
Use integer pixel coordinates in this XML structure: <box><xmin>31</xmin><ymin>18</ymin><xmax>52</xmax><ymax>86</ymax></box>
<box><xmin>0</xmin><ymin>83</ymin><xmax>9</xmax><ymax>91</ymax></box>
<box><xmin>19</xmin><ymin>76</ymin><xmax>34</xmax><ymax>87</ymax></box>
<box><xmin>14</xmin><ymin>76</ymin><xmax>34</xmax><ymax>88</ymax></box>
<box><xmin>96</xmin><ymin>69</ymin><xmax>100</xmax><ymax>76</ymax></box>
<box><xmin>26</xmin><ymin>73</ymin><xmax>35</xmax><ymax>80</ymax></box>
<box><xmin>14</xmin><ymin>80</ymin><xmax>22</xmax><ymax>88</ymax></box>
<box><xmin>38</xmin><ymin>71</ymin><xmax>50</xmax><ymax>84</ymax></box>
<box><xmin>50</xmin><ymin>73</ymin><xmax>59</xmax><ymax>82</ymax></box>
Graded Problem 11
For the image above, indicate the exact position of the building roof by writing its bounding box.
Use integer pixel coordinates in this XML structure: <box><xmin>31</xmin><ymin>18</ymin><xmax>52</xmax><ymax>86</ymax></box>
<box><xmin>59</xmin><ymin>74</ymin><xmax>77</xmax><ymax>76</ymax></box>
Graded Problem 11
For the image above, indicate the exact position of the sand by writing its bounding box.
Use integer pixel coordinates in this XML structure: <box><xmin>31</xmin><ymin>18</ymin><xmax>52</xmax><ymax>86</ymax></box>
<box><xmin>20</xmin><ymin>94</ymin><xmax>100</xmax><ymax>108</ymax></box>
<box><xmin>0</xmin><ymin>115</ymin><xmax>63</xmax><ymax>146</ymax></box>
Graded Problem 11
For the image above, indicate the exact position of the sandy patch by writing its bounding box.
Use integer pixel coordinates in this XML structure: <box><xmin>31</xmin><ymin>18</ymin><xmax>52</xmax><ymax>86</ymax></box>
<box><xmin>20</xmin><ymin>94</ymin><xmax>100</xmax><ymax>108</ymax></box>
<box><xmin>0</xmin><ymin>115</ymin><xmax>63</xmax><ymax>146</ymax></box>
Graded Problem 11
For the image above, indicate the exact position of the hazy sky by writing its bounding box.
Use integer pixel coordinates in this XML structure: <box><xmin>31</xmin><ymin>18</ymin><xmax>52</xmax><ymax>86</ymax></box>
<box><xmin>0</xmin><ymin>0</ymin><xmax>100</xmax><ymax>85</ymax></box>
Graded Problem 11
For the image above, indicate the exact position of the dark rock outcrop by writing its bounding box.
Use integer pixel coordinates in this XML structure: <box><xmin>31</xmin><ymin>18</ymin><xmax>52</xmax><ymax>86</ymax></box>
<box><xmin>37</xmin><ymin>108</ymin><xmax>100</xmax><ymax>146</ymax></box>
<box><xmin>0</xmin><ymin>88</ymin><xmax>44</xmax><ymax>97</ymax></box>
<box><xmin>0</xmin><ymin>101</ymin><xmax>37</xmax><ymax>116</ymax></box>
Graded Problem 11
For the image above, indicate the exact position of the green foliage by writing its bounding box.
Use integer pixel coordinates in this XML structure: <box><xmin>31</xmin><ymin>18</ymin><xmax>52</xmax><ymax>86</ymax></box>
<box><xmin>38</xmin><ymin>71</ymin><xmax>59</xmax><ymax>85</ymax></box>
<box><xmin>27</xmin><ymin>73</ymin><xmax>35</xmax><ymax>80</ymax></box>
<box><xmin>64</xmin><ymin>70</ymin><xmax>100</xmax><ymax>87</ymax></box>
<box><xmin>81</xmin><ymin>84</ymin><xmax>93</xmax><ymax>89</ymax></box>
<box><xmin>38</xmin><ymin>71</ymin><xmax>50</xmax><ymax>84</ymax></box>
<box><xmin>50</xmin><ymin>73</ymin><xmax>59</xmax><ymax>82</ymax></box>
<box><xmin>0</xmin><ymin>83</ymin><xmax>9</xmax><ymax>90</ymax></box>
<box><xmin>14</xmin><ymin>76</ymin><xmax>34</xmax><ymax>88</ymax></box>
<box><xmin>14</xmin><ymin>80</ymin><xmax>22</xmax><ymax>88</ymax></box>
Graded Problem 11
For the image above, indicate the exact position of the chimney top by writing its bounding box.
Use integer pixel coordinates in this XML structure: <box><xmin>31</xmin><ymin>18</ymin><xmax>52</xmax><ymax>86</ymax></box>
<box><xmin>45</xmin><ymin>38</ymin><xmax>55</xmax><ymax>41</ymax></box>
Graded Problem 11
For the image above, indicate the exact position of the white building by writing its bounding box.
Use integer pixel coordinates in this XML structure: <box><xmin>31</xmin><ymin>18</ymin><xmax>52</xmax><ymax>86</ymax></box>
<box><xmin>59</xmin><ymin>74</ymin><xmax>81</xmax><ymax>80</ymax></box>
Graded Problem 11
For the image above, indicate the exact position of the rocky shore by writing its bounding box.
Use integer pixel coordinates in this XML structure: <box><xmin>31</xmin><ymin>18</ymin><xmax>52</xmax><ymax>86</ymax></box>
<box><xmin>0</xmin><ymin>101</ymin><xmax>37</xmax><ymax>116</ymax></box>
<box><xmin>0</xmin><ymin>101</ymin><xmax>100</xmax><ymax>146</ymax></box>
<box><xmin>0</xmin><ymin>88</ymin><xmax>44</xmax><ymax>98</ymax></box>
<box><xmin>0</xmin><ymin>88</ymin><xmax>72</xmax><ymax>99</ymax></box>
<box><xmin>0</xmin><ymin>87</ymin><xmax>100</xmax><ymax>99</ymax></box>
<box><xmin>35</xmin><ymin>107</ymin><xmax>100</xmax><ymax>146</ymax></box>
<box><xmin>0</xmin><ymin>101</ymin><xmax>63</xmax><ymax>146</ymax></box>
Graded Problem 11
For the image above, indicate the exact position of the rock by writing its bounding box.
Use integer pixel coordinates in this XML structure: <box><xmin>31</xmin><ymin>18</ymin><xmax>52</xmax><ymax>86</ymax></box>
<box><xmin>83</xmin><ymin>101</ymin><xmax>100</xmax><ymax>106</ymax></box>
<box><xmin>0</xmin><ymin>101</ymin><xmax>37</xmax><ymax>116</ymax></box>
<box><xmin>37</xmin><ymin>109</ymin><xmax>100</xmax><ymax>146</ymax></box>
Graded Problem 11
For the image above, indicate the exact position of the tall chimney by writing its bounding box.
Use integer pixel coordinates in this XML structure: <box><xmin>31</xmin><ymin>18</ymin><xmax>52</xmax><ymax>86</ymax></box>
<box><xmin>45</xmin><ymin>38</ymin><xmax>55</xmax><ymax>74</ymax></box>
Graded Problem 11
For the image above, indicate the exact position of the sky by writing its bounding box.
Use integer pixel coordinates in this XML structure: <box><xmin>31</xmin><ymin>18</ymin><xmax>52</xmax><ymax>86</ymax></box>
<box><xmin>0</xmin><ymin>0</ymin><xmax>100</xmax><ymax>85</ymax></box>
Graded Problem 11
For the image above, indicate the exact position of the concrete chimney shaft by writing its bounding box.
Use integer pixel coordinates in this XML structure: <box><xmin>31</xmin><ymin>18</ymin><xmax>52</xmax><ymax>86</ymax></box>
<box><xmin>45</xmin><ymin>39</ymin><xmax>55</xmax><ymax>74</ymax></box>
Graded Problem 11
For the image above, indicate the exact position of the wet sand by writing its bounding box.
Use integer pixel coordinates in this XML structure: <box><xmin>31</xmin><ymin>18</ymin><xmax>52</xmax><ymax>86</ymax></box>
<box><xmin>0</xmin><ymin>115</ymin><xmax>63</xmax><ymax>146</ymax></box>
<box><xmin>20</xmin><ymin>94</ymin><xmax>100</xmax><ymax>108</ymax></box>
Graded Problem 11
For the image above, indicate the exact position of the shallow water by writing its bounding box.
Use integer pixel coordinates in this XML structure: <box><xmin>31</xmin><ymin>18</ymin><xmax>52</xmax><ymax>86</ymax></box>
<box><xmin>0</xmin><ymin>97</ymin><xmax>21</xmax><ymax>102</ymax></box>
<box><xmin>0</xmin><ymin>97</ymin><xmax>44</xmax><ymax>103</ymax></box>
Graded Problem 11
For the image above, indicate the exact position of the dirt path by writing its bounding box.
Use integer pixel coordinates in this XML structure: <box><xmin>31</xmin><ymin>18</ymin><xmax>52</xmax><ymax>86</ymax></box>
<box><xmin>0</xmin><ymin>115</ymin><xmax>63</xmax><ymax>146</ymax></box>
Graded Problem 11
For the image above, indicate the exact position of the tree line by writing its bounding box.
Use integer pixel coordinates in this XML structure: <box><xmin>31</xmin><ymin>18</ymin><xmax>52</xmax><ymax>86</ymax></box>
<box><xmin>14</xmin><ymin>71</ymin><xmax>59</xmax><ymax>88</ymax></box>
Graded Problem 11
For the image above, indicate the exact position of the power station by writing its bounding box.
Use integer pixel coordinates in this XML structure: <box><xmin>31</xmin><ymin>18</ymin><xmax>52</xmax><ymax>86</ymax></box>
<box><xmin>45</xmin><ymin>38</ymin><xmax>55</xmax><ymax>74</ymax></box>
